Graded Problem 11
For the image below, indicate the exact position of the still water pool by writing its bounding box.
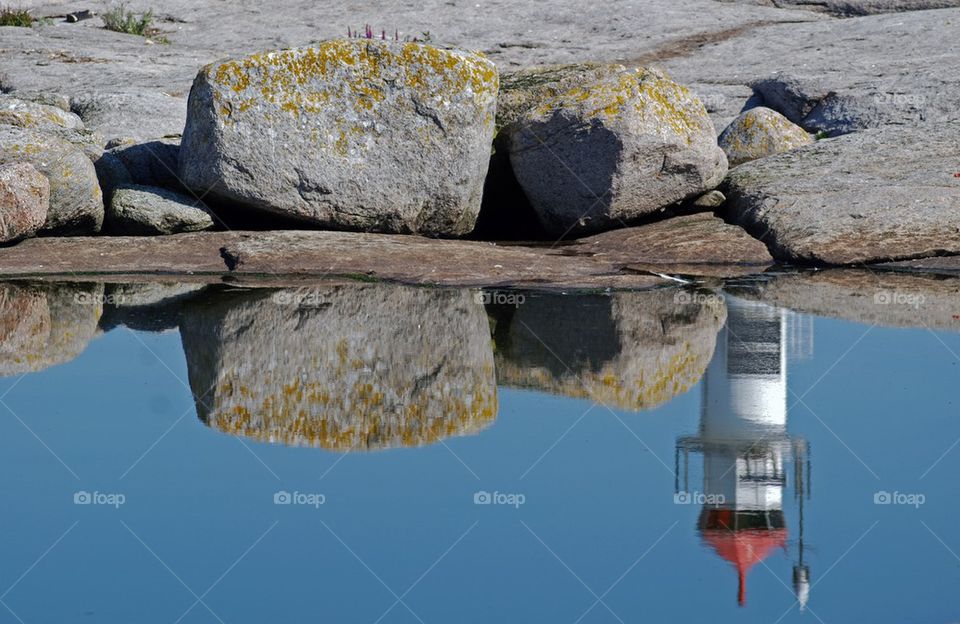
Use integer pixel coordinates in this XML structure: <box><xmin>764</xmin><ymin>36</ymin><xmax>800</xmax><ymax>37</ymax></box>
<box><xmin>1</xmin><ymin>277</ymin><xmax>958</xmax><ymax>623</ymax></box>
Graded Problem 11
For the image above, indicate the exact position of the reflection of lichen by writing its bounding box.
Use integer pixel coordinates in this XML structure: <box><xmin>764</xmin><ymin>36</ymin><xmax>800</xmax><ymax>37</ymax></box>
<box><xmin>182</xmin><ymin>286</ymin><xmax>498</xmax><ymax>451</ymax></box>
<box><xmin>0</xmin><ymin>282</ymin><xmax>102</xmax><ymax>376</ymax></box>
<box><xmin>494</xmin><ymin>291</ymin><xmax>726</xmax><ymax>411</ymax></box>
<box><xmin>497</xmin><ymin>342</ymin><xmax>702</xmax><ymax>410</ymax></box>
<box><xmin>209</xmin><ymin>372</ymin><xmax>497</xmax><ymax>450</ymax></box>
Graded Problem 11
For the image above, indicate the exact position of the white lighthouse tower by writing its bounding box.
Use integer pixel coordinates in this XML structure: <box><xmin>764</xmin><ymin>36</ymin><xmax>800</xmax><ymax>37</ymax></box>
<box><xmin>676</xmin><ymin>295</ymin><xmax>811</xmax><ymax>608</ymax></box>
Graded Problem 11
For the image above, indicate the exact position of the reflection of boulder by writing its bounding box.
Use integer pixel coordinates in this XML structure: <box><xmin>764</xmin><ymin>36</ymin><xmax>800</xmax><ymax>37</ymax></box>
<box><xmin>99</xmin><ymin>282</ymin><xmax>208</xmax><ymax>333</ymax></box>
<box><xmin>491</xmin><ymin>289</ymin><xmax>726</xmax><ymax>410</ymax></box>
<box><xmin>180</xmin><ymin>285</ymin><xmax>497</xmax><ymax>450</ymax></box>
<box><xmin>0</xmin><ymin>281</ymin><xmax>103</xmax><ymax>376</ymax></box>
<box><xmin>727</xmin><ymin>270</ymin><xmax>960</xmax><ymax>330</ymax></box>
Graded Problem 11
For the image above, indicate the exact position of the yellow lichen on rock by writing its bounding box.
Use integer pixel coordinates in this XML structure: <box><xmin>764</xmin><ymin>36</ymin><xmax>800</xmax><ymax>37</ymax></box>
<box><xmin>526</xmin><ymin>66</ymin><xmax>710</xmax><ymax>143</ymax></box>
<box><xmin>182</xmin><ymin>287</ymin><xmax>499</xmax><ymax>451</ymax></box>
<box><xmin>0</xmin><ymin>97</ymin><xmax>84</xmax><ymax>133</ymax></box>
<box><xmin>719</xmin><ymin>106</ymin><xmax>813</xmax><ymax>166</ymax></box>
<box><xmin>206</xmin><ymin>40</ymin><xmax>497</xmax><ymax>124</ymax></box>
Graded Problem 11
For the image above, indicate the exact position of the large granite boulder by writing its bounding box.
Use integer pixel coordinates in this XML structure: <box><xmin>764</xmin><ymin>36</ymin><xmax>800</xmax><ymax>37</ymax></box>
<box><xmin>498</xmin><ymin>64</ymin><xmax>727</xmax><ymax>237</ymax></box>
<box><xmin>180</xmin><ymin>285</ymin><xmax>497</xmax><ymax>450</ymax></box>
<box><xmin>0</xmin><ymin>281</ymin><xmax>103</xmax><ymax>376</ymax></box>
<box><xmin>718</xmin><ymin>107</ymin><xmax>813</xmax><ymax>167</ymax></box>
<box><xmin>0</xmin><ymin>126</ymin><xmax>104</xmax><ymax>234</ymax></box>
<box><xmin>178</xmin><ymin>40</ymin><xmax>499</xmax><ymax>236</ymax></box>
<box><xmin>491</xmin><ymin>289</ymin><xmax>726</xmax><ymax>410</ymax></box>
<box><xmin>0</xmin><ymin>162</ymin><xmax>49</xmax><ymax>243</ymax></box>
<box><xmin>724</xmin><ymin>122</ymin><xmax>960</xmax><ymax>265</ymax></box>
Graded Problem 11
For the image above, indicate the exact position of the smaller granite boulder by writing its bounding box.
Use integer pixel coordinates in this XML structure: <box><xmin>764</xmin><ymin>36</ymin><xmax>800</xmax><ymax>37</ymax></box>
<box><xmin>108</xmin><ymin>184</ymin><xmax>216</xmax><ymax>235</ymax></box>
<box><xmin>0</xmin><ymin>163</ymin><xmax>49</xmax><ymax>242</ymax></box>
<box><xmin>724</xmin><ymin>122</ymin><xmax>960</xmax><ymax>265</ymax></box>
<box><xmin>0</xmin><ymin>126</ymin><xmax>103</xmax><ymax>234</ymax></box>
<box><xmin>750</xmin><ymin>75</ymin><xmax>829</xmax><ymax>127</ymax></box>
<box><xmin>692</xmin><ymin>190</ymin><xmax>726</xmax><ymax>208</ymax></box>
<box><xmin>90</xmin><ymin>150</ymin><xmax>133</xmax><ymax>203</ymax></box>
<box><xmin>500</xmin><ymin>64</ymin><xmax>727</xmax><ymax>237</ymax></box>
<box><xmin>0</xmin><ymin>95</ymin><xmax>104</xmax><ymax>152</ymax></box>
<box><xmin>719</xmin><ymin>107</ymin><xmax>813</xmax><ymax>167</ymax></box>
<box><xmin>0</xmin><ymin>95</ymin><xmax>85</xmax><ymax>134</ymax></box>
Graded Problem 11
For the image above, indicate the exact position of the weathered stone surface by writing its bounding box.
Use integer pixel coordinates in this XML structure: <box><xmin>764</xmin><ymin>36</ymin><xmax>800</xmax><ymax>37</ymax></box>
<box><xmin>724</xmin><ymin>123</ymin><xmax>960</xmax><ymax>265</ymax></box>
<box><xmin>0</xmin><ymin>281</ymin><xmax>103</xmax><ymax>376</ymax></box>
<box><xmin>501</xmin><ymin>64</ymin><xmax>727</xmax><ymax>237</ymax></box>
<box><xmin>726</xmin><ymin>0</ymin><xmax>960</xmax><ymax>16</ymax></box>
<box><xmin>661</xmin><ymin>10</ymin><xmax>960</xmax><ymax>138</ymax></box>
<box><xmin>730</xmin><ymin>270</ymin><xmax>960</xmax><ymax>330</ymax></box>
<box><xmin>69</xmin><ymin>91</ymin><xmax>188</xmax><ymax>143</ymax></box>
<box><xmin>180</xmin><ymin>285</ymin><xmax>497</xmax><ymax>450</ymax></box>
<box><xmin>218</xmin><ymin>231</ymin><xmax>673</xmax><ymax>288</ymax></box>
<box><xmin>719</xmin><ymin>107</ymin><xmax>812</xmax><ymax>166</ymax></box>
<box><xmin>569</xmin><ymin>213</ymin><xmax>773</xmax><ymax>277</ymax></box>
<box><xmin>0</xmin><ymin>162</ymin><xmax>49</xmax><ymax>242</ymax></box>
<box><xmin>0</xmin><ymin>1</ymin><xmax>816</xmax><ymax>95</ymax></box>
<box><xmin>108</xmin><ymin>184</ymin><xmax>216</xmax><ymax>235</ymax></box>
<box><xmin>179</xmin><ymin>40</ymin><xmax>498</xmax><ymax>236</ymax></box>
<box><xmin>0</xmin><ymin>126</ymin><xmax>104</xmax><ymax>234</ymax></box>
<box><xmin>0</xmin><ymin>222</ymin><xmax>774</xmax><ymax>287</ymax></box>
<box><xmin>491</xmin><ymin>289</ymin><xmax>726</xmax><ymax>410</ymax></box>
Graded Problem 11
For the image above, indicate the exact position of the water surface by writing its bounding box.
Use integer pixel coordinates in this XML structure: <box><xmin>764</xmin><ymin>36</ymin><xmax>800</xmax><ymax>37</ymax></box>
<box><xmin>1</xmin><ymin>277</ymin><xmax>958</xmax><ymax>623</ymax></box>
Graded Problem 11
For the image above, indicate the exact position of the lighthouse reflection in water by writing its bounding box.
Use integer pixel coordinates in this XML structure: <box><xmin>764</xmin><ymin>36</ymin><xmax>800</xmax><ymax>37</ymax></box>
<box><xmin>676</xmin><ymin>296</ymin><xmax>812</xmax><ymax>609</ymax></box>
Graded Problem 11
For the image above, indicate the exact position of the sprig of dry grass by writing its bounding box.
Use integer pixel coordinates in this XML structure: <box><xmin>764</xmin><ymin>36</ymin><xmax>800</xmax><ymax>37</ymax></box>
<box><xmin>0</xmin><ymin>6</ymin><xmax>33</xmax><ymax>27</ymax></box>
<box><xmin>101</xmin><ymin>3</ymin><xmax>153</xmax><ymax>35</ymax></box>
